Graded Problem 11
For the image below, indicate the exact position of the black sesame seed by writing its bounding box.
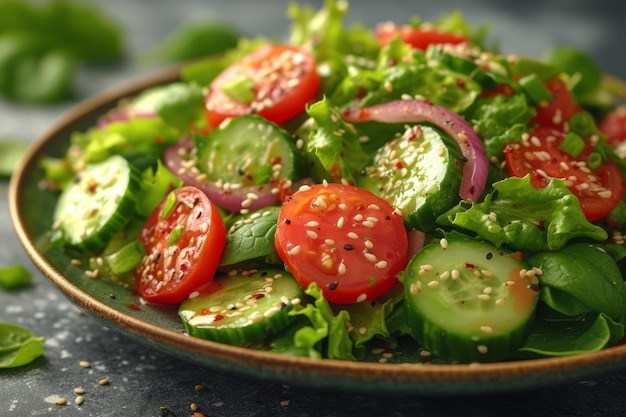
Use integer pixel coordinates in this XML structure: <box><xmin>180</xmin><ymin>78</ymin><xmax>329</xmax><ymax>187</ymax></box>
<box><xmin>284</xmin><ymin>219</ymin><xmax>291</xmax><ymax>225</ymax></box>
<box><xmin>109</xmin><ymin>293</ymin><xmax>116</xmax><ymax>299</ymax></box>
<box><xmin>343</xmin><ymin>244</ymin><xmax>355</xmax><ymax>251</ymax></box>
<box><xmin>486</xmin><ymin>252</ymin><xmax>493</xmax><ymax>260</ymax></box>
<box><xmin>385</xmin><ymin>215</ymin><xmax>391</xmax><ymax>220</ymax></box>
<box><xmin>528</xmin><ymin>283</ymin><xmax>540</xmax><ymax>292</ymax></box>
<box><xmin>328</xmin><ymin>281</ymin><xmax>338</xmax><ymax>290</ymax></box>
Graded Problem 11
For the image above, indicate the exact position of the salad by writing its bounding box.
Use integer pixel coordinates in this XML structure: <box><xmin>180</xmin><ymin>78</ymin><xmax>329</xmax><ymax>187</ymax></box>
<box><xmin>39</xmin><ymin>0</ymin><xmax>626</xmax><ymax>364</ymax></box>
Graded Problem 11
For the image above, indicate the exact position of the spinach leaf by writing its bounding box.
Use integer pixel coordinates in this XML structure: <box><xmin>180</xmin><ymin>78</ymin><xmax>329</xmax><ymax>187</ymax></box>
<box><xmin>0</xmin><ymin>322</ymin><xmax>44</xmax><ymax>368</ymax></box>
<box><xmin>528</xmin><ymin>243</ymin><xmax>626</xmax><ymax>320</ymax></box>
<box><xmin>516</xmin><ymin>305</ymin><xmax>624</xmax><ymax>358</ymax></box>
<box><xmin>219</xmin><ymin>206</ymin><xmax>280</xmax><ymax>266</ymax></box>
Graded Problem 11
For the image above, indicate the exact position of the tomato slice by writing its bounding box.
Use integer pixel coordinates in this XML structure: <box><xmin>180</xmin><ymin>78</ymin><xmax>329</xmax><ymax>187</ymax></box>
<box><xmin>274</xmin><ymin>183</ymin><xmax>408</xmax><ymax>304</ymax></box>
<box><xmin>205</xmin><ymin>44</ymin><xmax>321</xmax><ymax>127</ymax></box>
<box><xmin>503</xmin><ymin>127</ymin><xmax>624</xmax><ymax>222</ymax></box>
<box><xmin>375</xmin><ymin>22</ymin><xmax>469</xmax><ymax>50</ymax></box>
<box><xmin>599</xmin><ymin>105</ymin><xmax>626</xmax><ymax>147</ymax></box>
<box><xmin>134</xmin><ymin>186</ymin><xmax>226</xmax><ymax>303</ymax></box>
<box><xmin>531</xmin><ymin>76</ymin><xmax>581</xmax><ymax>129</ymax></box>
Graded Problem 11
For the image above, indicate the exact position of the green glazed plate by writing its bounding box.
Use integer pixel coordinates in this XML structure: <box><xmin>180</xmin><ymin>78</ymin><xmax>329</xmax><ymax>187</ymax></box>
<box><xmin>10</xmin><ymin>66</ymin><xmax>626</xmax><ymax>395</ymax></box>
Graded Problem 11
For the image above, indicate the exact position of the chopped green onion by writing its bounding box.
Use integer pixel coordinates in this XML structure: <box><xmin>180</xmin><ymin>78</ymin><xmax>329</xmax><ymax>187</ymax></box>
<box><xmin>103</xmin><ymin>240</ymin><xmax>146</xmax><ymax>275</ymax></box>
<box><xmin>161</xmin><ymin>191</ymin><xmax>177</xmax><ymax>219</ymax></box>
<box><xmin>587</xmin><ymin>151</ymin><xmax>602</xmax><ymax>170</ymax></box>
<box><xmin>559</xmin><ymin>132</ymin><xmax>585</xmax><ymax>158</ymax></box>
<box><xmin>0</xmin><ymin>264</ymin><xmax>32</xmax><ymax>290</ymax></box>
<box><xmin>568</xmin><ymin>111</ymin><xmax>599</xmax><ymax>137</ymax></box>
<box><xmin>220</xmin><ymin>74</ymin><xmax>256</xmax><ymax>104</ymax></box>
<box><xmin>519</xmin><ymin>73</ymin><xmax>553</xmax><ymax>105</ymax></box>
<box><xmin>168</xmin><ymin>225</ymin><xmax>184</xmax><ymax>246</ymax></box>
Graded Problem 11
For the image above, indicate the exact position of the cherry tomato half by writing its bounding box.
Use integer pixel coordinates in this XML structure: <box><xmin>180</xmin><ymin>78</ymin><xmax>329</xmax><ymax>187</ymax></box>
<box><xmin>531</xmin><ymin>76</ymin><xmax>581</xmax><ymax>129</ymax></box>
<box><xmin>599</xmin><ymin>105</ymin><xmax>626</xmax><ymax>147</ymax></box>
<box><xmin>205</xmin><ymin>44</ymin><xmax>321</xmax><ymax>127</ymax></box>
<box><xmin>275</xmin><ymin>183</ymin><xmax>408</xmax><ymax>304</ymax></box>
<box><xmin>134</xmin><ymin>186</ymin><xmax>226</xmax><ymax>303</ymax></box>
<box><xmin>375</xmin><ymin>22</ymin><xmax>469</xmax><ymax>50</ymax></box>
<box><xmin>503</xmin><ymin>126</ymin><xmax>624</xmax><ymax>222</ymax></box>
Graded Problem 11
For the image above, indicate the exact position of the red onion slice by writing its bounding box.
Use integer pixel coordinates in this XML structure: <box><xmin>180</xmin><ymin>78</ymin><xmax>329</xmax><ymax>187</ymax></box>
<box><xmin>163</xmin><ymin>137</ymin><xmax>281</xmax><ymax>212</ymax></box>
<box><xmin>343</xmin><ymin>99</ymin><xmax>488</xmax><ymax>200</ymax></box>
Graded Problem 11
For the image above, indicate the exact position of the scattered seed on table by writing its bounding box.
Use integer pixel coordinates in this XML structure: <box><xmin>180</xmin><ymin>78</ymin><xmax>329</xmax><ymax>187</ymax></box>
<box><xmin>79</xmin><ymin>361</ymin><xmax>91</xmax><ymax>368</ymax></box>
<box><xmin>55</xmin><ymin>397</ymin><xmax>67</xmax><ymax>405</ymax></box>
<box><xmin>73</xmin><ymin>388</ymin><xmax>85</xmax><ymax>394</ymax></box>
<box><xmin>75</xmin><ymin>396</ymin><xmax>84</xmax><ymax>405</ymax></box>
<box><xmin>99</xmin><ymin>377</ymin><xmax>110</xmax><ymax>386</ymax></box>
<box><xmin>194</xmin><ymin>384</ymin><xmax>205</xmax><ymax>391</ymax></box>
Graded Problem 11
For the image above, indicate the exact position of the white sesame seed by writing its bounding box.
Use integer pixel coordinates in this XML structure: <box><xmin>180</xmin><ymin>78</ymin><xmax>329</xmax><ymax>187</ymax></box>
<box><xmin>375</xmin><ymin>260</ymin><xmax>388</xmax><ymax>269</ymax></box>
<box><xmin>427</xmin><ymin>280</ymin><xmax>439</xmax><ymax>288</ymax></box>
<box><xmin>356</xmin><ymin>293</ymin><xmax>367</xmax><ymax>303</ymax></box>
<box><xmin>347</xmin><ymin>232</ymin><xmax>359</xmax><ymax>239</ymax></box>
<box><xmin>306</xmin><ymin>230</ymin><xmax>318</xmax><ymax>239</ymax></box>
<box><xmin>477</xmin><ymin>345</ymin><xmax>489</xmax><ymax>354</ymax></box>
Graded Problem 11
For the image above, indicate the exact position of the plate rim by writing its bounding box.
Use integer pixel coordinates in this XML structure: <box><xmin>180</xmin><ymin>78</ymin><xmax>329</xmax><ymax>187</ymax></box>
<box><xmin>9</xmin><ymin>64</ymin><xmax>626</xmax><ymax>395</ymax></box>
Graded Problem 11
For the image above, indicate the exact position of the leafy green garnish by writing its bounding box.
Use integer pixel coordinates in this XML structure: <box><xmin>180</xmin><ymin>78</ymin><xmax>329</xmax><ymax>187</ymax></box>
<box><xmin>438</xmin><ymin>176</ymin><xmax>607</xmax><ymax>251</ymax></box>
<box><xmin>0</xmin><ymin>139</ymin><xmax>29</xmax><ymax>178</ymax></box>
<box><xmin>0</xmin><ymin>322</ymin><xmax>44</xmax><ymax>368</ymax></box>
<box><xmin>142</xmin><ymin>19</ymin><xmax>241</xmax><ymax>63</ymax></box>
<box><xmin>0</xmin><ymin>0</ymin><xmax>123</xmax><ymax>104</ymax></box>
<box><xmin>528</xmin><ymin>243</ymin><xmax>626</xmax><ymax>320</ymax></box>
<box><xmin>219</xmin><ymin>206</ymin><xmax>280</xmax><ymax>267</ymax></box>
<box><xmin>0</xmin><ymin>264</ymin><xmax>32</xmax><ymax>289</ymax></box>
<box><xmin>517</xmin><ymin>306</ymin><xmax>624</xmax><ymax>358</ymax></box>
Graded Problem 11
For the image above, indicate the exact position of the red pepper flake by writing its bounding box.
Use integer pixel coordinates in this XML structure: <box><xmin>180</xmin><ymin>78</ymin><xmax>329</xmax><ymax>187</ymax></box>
<box><xmin>214</xmin><ymin>314</ymin><xmax>224</xmax><ymax>322</ymax></box>
<box><xmin>394</xmin><ymin>161</ymin><xmax>403</xmax><ymax>170</ymax></box>
<box><xmin>465</xmin><ymin>263</ymin><xmax>476</xmax><ymax>269</ymax></box>
<box><xmin>250</xmin><ymin>293</ymin><xmax>265</xmax><ymax>299</ymax></box>
<box><xmin>128</xmin><ymin>303</ymin><xmax>141</xmax><ymax>311</ymax></box>
<box><xmin>87</xmin><ymin>179</ymin><xmax>97</xmax><ymax>193</ymax></box>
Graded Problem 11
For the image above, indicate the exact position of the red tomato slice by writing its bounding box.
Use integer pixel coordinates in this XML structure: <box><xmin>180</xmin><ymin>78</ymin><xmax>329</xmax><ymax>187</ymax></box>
<box><xmin>599</xmin><ymin>105</ymin><xmax>626</xmax><ymax>147</ymax></box>
<box><xmin>205</xmin><ymin>44</ymin><xmax>321</xmax><ymax>127</ymax></box>
<box><xmin>375</xmin><ymin>22</ymin><xmax>469</xmax><ymax>50</ymax></box>
<box><xmin>134</xmin><ymin>186</ymin><xmax>226</xmax><ymax>303</ymax></box>
<box><xmin>531</xmin><ymin>76</ymin><xmax>581</xmax><ymax>129</ymax></box>
<box><xmin>503</xmin><ymin>126</ymin><xmax>624</xmax><ymax>222</ymax></box>
<box><xmin>274</xmin><ymin>183</ymin><xmax>408</xmax><ymax>304</ymax></box>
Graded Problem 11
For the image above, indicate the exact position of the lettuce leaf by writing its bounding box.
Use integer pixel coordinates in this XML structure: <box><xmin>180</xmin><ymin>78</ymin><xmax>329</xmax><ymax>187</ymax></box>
<box><xmin>438</xmin><ymin>176</ymin><xmax>607</xmax><ymax>251</ymax></box>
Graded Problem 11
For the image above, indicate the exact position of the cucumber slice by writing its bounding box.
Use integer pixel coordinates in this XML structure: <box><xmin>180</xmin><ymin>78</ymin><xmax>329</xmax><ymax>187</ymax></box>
<box><xmin>196</xmin><ymin>114</ymin><xmax>301</xmax><ymax>187</ymax></box>
<box><xmin>402</xmin><ymin>235</ymin><xmax>540</xmax><ymax>363</ymax></box>
<box><xmin>179</xmin><ymin>268</ymin><xmax>304</xmax><ymax>345</ymax></box>
<box><xmin>52</xmin><ymin>155</ymin><xmax>141</xmax><ymax>252</ymax></box>
<box><xmin>357</xmin><ymin>124</ymin><xmax>463</xmax><ymax>232</ymax></box>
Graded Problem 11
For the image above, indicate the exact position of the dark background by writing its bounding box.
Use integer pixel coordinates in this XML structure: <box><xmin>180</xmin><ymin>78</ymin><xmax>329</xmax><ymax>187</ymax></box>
<box><xmin>2</xmin><ymin>1</ymin><xmax>626</xmax><ymax>416</ymax></box>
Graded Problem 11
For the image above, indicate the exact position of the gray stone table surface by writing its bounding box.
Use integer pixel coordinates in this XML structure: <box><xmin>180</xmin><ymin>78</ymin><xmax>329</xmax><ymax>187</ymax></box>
<box><xmin>2</xmin><ymin>1</ymin><xmax>626</xmax><ymax>416</ymax></box>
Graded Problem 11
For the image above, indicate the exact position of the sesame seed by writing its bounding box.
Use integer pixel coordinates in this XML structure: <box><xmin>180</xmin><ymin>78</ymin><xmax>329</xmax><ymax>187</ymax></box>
<box><xmin>362</xmin><ymin>220</ymin><xmax>375</xmax><ymax>228</ymax></box>
<box><xmin>99</xmin><ymin>378</ymin><xmax>110</xmax><ymax>386</ymax></box>
<box><xmin>55</xmin><ymin>397</ymin><xmax>68</xmax><ymax>405</ymax></box>
<box><xmin>337</xmin><ymin>263</ymin><xmax>347</xmax><ymax>275</ymax></box>
<box><xmin>347</xmin><ymin>232</ymin><xmax>359</xmax><ymax>239</ymax></box>
<box><xmin>477</xmin><ymin>345</ymin><xmax>489</xmax><ymax>354</ymax></box>
<box><xmin>364</xmin><ymin>252</ymin><xmax>377</xmax><ymax>262</ymax></box>
<box><xmin>79</xmin><ymin>361</ymin><xmax>91</xmax><ymax>368</ymax></box>
<box><xmin>477</xmin><ymin>294</ymin><xmax>490</xmax><ymax>300</ymax></box>
<box><xmin>427</xmin><ymin>280</ymin><xmax>439</xmax><ymax>288</ymax></box>
<box><xmin>306</xmin><ymin>230</ymin><xmax>318</xmax><ymax>239</ymax></box>
<box><xmin>375</xmin><ymin>260</ymin><xmax>388</xmax><ymax>269</ymax></box>
<box><xmin>74</xmin><ymin>388</ymin><xmax>85</xmax><ymax>394</ymax></box>
<box><xmin>440</xmin><ymin>271</ymin><xmax>450</xmax><ymax>280</ymax></box>
<box><xmin>356</xmin><ymin>293</ymin><xmax>367</xmax><ymax>303</ymax></box>
<box><xmin>480</xmin><ymin>326</ymin><xmax>493</xmax><ymax>334</ymax></box>
<box><xmin>336</xmin><ymin>216</ymin><xmax>345</xmax><ymax>228</ymax></box>
<box><xmin>288</xmin><ymin>245</ymin><xmax>301</xmax><ymax>256</ymax></box>
<box><xmin>440</xmin><ymin>238</ymin><xmax>448</xmax><ymax>249</ymax></box>
<box><xmin>451</xmin><ymin>269</ymin><xmax>460</xmax><ymax>280</ymax></box>
<box><xmin>305</xmin><ymin>220</ymin><xmax>320</xmax><ymax>227</ymax></box>
<box><xmin>75</xmin><ymin>396</ymin><xmax>84</xmax><ymax>405</ymax></box>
